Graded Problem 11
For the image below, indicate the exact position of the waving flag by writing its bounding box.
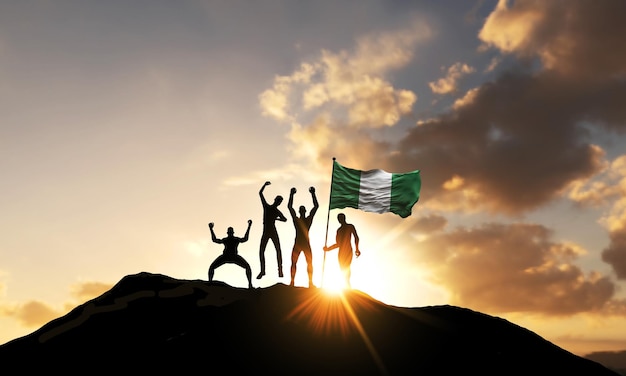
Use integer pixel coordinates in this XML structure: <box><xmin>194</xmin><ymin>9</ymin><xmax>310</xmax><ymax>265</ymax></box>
<box><xmin>329</xmin><ymin>160</ymin><xmax>421</xmax><ymax>218</ymax></box>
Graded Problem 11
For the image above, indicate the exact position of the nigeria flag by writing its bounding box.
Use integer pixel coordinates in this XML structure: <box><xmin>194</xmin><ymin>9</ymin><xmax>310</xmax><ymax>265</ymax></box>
<box><xmin>329</xmin><ymin>160</ymin><xmax>421</xmax><ymax>218</ymax></box>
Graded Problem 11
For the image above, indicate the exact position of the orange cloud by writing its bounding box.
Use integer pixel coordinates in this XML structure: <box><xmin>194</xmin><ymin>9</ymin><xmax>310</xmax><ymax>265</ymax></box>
<box><xmin>429</xmin><ymin>63</ymin><xmax>475</xmax><ymax>95</ymax></box>
<box><xmin>0</xmin><ymin>300</ymin><xmax>60</xmax><ymax>328</ymax></box>
<box><xmin>70</xmin><ymin>281</ymin><xmax>113</xmax><ymax>302</ymax></box>
<box><xmin>388</xmin><ymin>72</ymin><xmax>611</xmax><ymax>214</ymax></box>
<box><xmin>256</xmin><ymin>19</ymin><xmax>431</xmax><ymax>184</ymax></box>
<box><xmin>412</xmin><ymin>214</ymin><xmax>448</xmax><ymax>233</ymax></box>
<box><xmin>414</xmin><ymin>222</ymin><xmax>616</xmax><ymax>315</ymax></box>
<box><xmin>567</xmin><ymin>154</ymin><xmax>626</xmax><ymax>279</ymax></box>
<box><xmin>479</xmin><ymin>0</ymin><xmax>626</xmax><ymax>78</ymax></box>
<box><xmin>0</xmin><ymin>280</ymin><xmax>114</xmax><ymax>329</ymax></box>
<box><xmin>260</xmin><ymin>28</ymin><xmax>424</xmax><ymax>129</ymax></box>
<box><xmin>603</xmin><ymin>228</ymin><xmax>626</xmax><ymax>280</ymax></box>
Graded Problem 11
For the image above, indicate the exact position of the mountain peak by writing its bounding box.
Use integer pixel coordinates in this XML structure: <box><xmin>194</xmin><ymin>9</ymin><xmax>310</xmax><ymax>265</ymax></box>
<box><xmin>0</xmin><ymin>272</ymin><xmax>618</xmax><ymax>375</ymax></box>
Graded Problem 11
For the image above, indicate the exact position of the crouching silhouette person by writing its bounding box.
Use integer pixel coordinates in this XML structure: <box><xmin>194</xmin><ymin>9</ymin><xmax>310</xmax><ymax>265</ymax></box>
<box><xmin>208</xmin><ymin>220</ymin><xmax>254</xmax><ymax>289</ymax></box>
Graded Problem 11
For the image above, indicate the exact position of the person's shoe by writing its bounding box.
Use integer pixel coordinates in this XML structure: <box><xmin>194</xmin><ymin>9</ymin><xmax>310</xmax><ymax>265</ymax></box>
<box><xmin>278</xmin><ymin>268</ymin><xmax>284</xmax><ymax>278</ymax></box>
<box><xmin>256</xmin><ymin>271</ymin><xmax>265</xmax><ymax>279</ymax></box>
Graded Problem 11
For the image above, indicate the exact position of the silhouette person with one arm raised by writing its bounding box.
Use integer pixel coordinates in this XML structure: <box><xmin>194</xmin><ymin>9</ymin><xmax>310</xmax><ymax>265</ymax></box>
<box><xmin>288</xmin><ymin>186</ymin><xmax>319</xmax><ymax>288</ymax></box>
<box><xmin>257</xmin><ymin>181</ymin><xmax>287</xmax><ymax>279</ymax></box>
<box><xmin>323</xmin><ymin>213</ymin><xmax>361</xmax><ymax>289</ymax></box>
<box><xmin>208</xmin><ymin>220</ymin><xmax>254</xmax><ymax>289</ymax></box>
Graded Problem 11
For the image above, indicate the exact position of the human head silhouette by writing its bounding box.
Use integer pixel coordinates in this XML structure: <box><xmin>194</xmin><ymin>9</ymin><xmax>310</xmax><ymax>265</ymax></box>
<box><xmin>274</xmin><ymin>195</ymin><xmax>283</xmax><ymax>205</ymax></box>
<box><xmin>337</xmin><ymin>213</ymin><xmax>346</xmax><ymax>224</ymax></box>
<box><xmin>299</xmin><ymin>205</ymin><xmax>306</xmax><ymax>216</ymax></box>
<box><xmin>227</xmin><ymin>227</ymin><xmax>234</xmax><ymax>236</ymax></box>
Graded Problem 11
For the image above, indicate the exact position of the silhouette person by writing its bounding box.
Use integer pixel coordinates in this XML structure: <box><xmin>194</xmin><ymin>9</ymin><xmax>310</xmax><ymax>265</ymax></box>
<box><xmin>287</xmin><ymin>186</ymin><xmax>319</xmax><ymax>288</ymax></box>
<box><xmin>257</xmin><ymin>181</ymin><xmax>287</xmax><ymax>279</ymax></box>
<box><xmin>323</xmin><ymin>213</ymin><xmax>361</xmax><ymax>288</ymax></box>
<box><xmin>208</xmin><ymin>220</ymin><xmax>254</xmax><ymax>289</ymax></box>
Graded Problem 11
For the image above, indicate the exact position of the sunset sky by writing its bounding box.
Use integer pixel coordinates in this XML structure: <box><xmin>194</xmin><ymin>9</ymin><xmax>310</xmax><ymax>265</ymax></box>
<box><xmin>2</xmin><ymin>0</ymin><xmax>626</xmax><ymax>357</ymax></box>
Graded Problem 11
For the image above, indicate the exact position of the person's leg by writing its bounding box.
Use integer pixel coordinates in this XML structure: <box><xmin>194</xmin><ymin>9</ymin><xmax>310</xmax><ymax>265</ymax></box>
<box><xmin>270</xmin><ymin>233</ymin><xmax>283</xmax><ymax>277</ymax></box>
<box><xmin>235</xmin><ymin>256</ymin><xmax>253</xmax><ymax>289</ymax></box>
<box><xmin>209</xmin><ymin>256</ymin><xmax>226</xmax><ymax>282</ymax></box>
<box><xmin>304</xmin><ymin>248</ymin><xmax>313</xmax><ymax>288</ymax></box>
<box><xmin>290</xmin><ymin>248</ymin><xmax>299</xmax><ymax>286</ymax></box>
<box><xmin>338</xmin><ymin>249</ymin><xmax>353</xmax><ymax>289</ymax></box>
<box><xmin>257</xmin><ymin>234</ymin><xmax>269</xmax><ymax>279</ymax></box>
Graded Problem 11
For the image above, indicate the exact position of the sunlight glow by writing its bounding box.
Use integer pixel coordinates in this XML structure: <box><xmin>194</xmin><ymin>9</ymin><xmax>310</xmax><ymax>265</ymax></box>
<box><xmin>286</xmin><ymin>289</ymin><xmax>389</xmax><ymax>375</ymax></box>
<box><xmin>320</xmin><ymin>269</ymin><xmax>349</xmax><ymax>293</ymax></box>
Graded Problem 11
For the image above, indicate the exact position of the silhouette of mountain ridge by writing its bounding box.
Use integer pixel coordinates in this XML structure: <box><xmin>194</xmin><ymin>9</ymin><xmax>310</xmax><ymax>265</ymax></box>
<box><xmin>0</xmin><ymin>272</ymin><xmax>618</xmax><ymax>375</ymax></box>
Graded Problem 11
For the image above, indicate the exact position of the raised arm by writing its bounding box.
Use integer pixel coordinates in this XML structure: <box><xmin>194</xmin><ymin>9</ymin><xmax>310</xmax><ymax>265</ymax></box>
<box><xmin>288</xmin><ymin>187</ymin><xmax>296</xmax><ymax>218</ymax></box>
<box><xmin>309</xmin><ymin>186</ymin><xmax>319</xmax><ymax>217</ymax></box>
<box><xmin>259</xmin><ymin>181</ymin><xmax>270</xmax><ymax>206</ymax></box>
<box><xmin>208</xmin><ymin>222</ymin><xmax>222</xmax><ymax>244</ymax></box>
<box><xmin>241</xmin><ymin>220</ymin><xmax>252</xmax><ymax>242</ymax></box>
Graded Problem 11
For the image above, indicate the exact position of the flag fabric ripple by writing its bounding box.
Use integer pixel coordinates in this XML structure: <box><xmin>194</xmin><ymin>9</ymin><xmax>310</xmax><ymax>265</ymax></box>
<box><xmin>329</xmin><ymin>160</ymin><xmax>421</xmax><ymax>218</ymax></box>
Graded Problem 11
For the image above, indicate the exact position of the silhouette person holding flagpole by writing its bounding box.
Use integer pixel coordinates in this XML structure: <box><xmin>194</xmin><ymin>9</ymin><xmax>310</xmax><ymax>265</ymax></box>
<box><xmin>208</xmin><ymin>220</ymin><xmax>254</xmax><ymax>289</ymax></box>
<box><xmin>257</xmin><ymin>181</ymin><xmax>287</xmax><ymax>280</ymax></box>
<box><xmin>323</xmin><ymin>213</ymin><xmax>361</xmax><ymax>288</ymax></box>
<box><xmin>287</xmin><ymin>186</ymin><xmax>319</xmax><ymax>288</ymax></box>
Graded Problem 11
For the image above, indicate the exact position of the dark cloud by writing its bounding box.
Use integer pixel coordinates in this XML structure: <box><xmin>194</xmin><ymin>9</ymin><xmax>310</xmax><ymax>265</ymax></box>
<box><xmin>603</xmin><ymin>231</ymin><xmax>626</xmax><ymax>280</ymax></box>
<box><xmin>480</xmin><ymin>0</ymin><xmax>626</xmax><ymax>80</ymax></box>
<box><xmin>383</xmin><ymin>0</ymin><xmax>626</xmax><ymax>215</ymax></box>
<box><xmin>388</xmin><ymin>70</ymin><xmax>612</xmax><ymax>214</ymax></box>
<box><xmin>415</xmin><ymin>222</ymin><xmax>616</xmax><ymax>315</ymax></box>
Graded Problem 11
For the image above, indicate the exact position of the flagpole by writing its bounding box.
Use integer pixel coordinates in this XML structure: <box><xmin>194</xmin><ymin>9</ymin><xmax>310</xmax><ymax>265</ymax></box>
<box><xmin>322</xmin><ymin>157</ymin><xmax>336</xmax><ymax>288</ymax></box>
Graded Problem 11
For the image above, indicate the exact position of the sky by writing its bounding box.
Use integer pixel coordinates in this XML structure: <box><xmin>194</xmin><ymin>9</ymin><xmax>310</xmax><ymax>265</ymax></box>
<box><xmin>1</xmin><ymin>0</ymin><xmax>626</xmax><ymax>358</ymax></box>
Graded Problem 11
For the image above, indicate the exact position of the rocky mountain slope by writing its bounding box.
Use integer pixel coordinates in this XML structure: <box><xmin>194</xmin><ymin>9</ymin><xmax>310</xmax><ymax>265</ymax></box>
<box><xmin>0</xmin><ymin>272</ymin><xmax>617</xmax><ymax>375</ymax></box>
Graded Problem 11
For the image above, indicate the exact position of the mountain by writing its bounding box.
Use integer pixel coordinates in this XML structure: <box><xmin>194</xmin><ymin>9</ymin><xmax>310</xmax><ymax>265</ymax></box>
<box><xmin>0</xmin><ymin>272</ymin><xmax>618</xmax><ymax>375</ymax></box>
<box><xmin>586</xmin><ymin>351</ymin><xmax>626</xmax><ymax>376</ymax></box>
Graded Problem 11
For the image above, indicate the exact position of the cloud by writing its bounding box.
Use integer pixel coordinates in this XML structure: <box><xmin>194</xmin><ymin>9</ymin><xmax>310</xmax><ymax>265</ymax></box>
<box><xmin>0</xmin><ymin>280</ymin><xmax>113</xmax><ymax>328</ymax></box>
<box><xmin>259</xmin><ymin>19</ymin><xmax>429</xmax><ymax>132</ymax></box>
<box><xmin>603</xmin><ymin>230</ymin><xmax>626</xmax><ymax>280</ymax></box>
<box><xmin>0</xmin><ymin>300</ymin><xmax>60</xmax><ymax>328</ymax></box>
<box><xmin>414</xmin><ymin>222</ymin><xmax>616</xmax><ymax>315</ymax></box>
<box><xmin>566</xmin><ymin>154</ymin><xmax>626</xmax><ymax>279</ymax></box>
<box><xmin>412</xmin><ymin>213</ymin><xmax>448</xmax><ymax>233</ymax></box>
<box><xmin>222</xmin><ymin>161</ymin><xmax>325</xmax><ymax>187</ymax></box>
<box><xmin>255</xmin><ymin>19</ymin><xmax>433</xmax><ymax>187</ymax></box>
<box><xmin>479</xmin><ymin>0</ymin><xmax>626</xmax><ymax>79</ymax></box>
<box><xmin>259</xmin><ymin>1</ymin><xmax>626</xmax><ymax>219</ymax></box>
<box><xmin>429</xmin><ymin>62</ymin><xmax>475</xmax><ymax>95</ymax></box>
<box><xmin>259</xmin><ymin>63</ymin><xmax>316</xmax><ymax>122</ymax></box>
<box><xmin>260</xmin><ymin>34</ymin><xmax>423</xmax><ymax>128</ymax></box>
<box><xmin>70</xmin><ymin>281</ymin><xmax>113</xmax><ymax>302</ymax></box>
<box><xmin>381</xmin><ymin>0</ymin><xmax>626</xmax><ymax>215</ymax></box>
<box><xmin>391</xmin><ymin>71</ymin><xmax>610</xmax><ymax>214</ymax></box>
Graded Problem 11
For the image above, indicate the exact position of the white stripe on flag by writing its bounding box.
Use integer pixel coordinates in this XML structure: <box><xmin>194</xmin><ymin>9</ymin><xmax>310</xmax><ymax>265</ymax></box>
<box><xmin>359</xmin><ymin>169</ymin><xmax>392</xmax><ymax>213</ymax></box>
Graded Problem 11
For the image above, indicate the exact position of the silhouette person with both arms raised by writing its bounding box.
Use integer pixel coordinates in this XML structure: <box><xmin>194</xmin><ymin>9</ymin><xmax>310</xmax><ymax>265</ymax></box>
<box><xmin>287</xmin><ymin>186</ymin><xmax>319</xmax><ymax>288</ymax></box>
<box><xmin>208</xmin><ymin>220</ymin><xmax>254</xmax><ymax>289</ymax></box>
<box><xmin>324</xmin><ymin>213</ymin><xmax>361</xmax><ymax>288</ymax></box>
<box><xmin>257</xmin><ymin>181</ymin><xmax>287</xmax><ymax>280</ymax></box>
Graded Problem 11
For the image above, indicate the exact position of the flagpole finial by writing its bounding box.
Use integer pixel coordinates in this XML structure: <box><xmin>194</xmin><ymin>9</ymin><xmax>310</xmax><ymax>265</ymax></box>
<box><xmin>332</xmin><ymin>157</ymin><xmax>336</xmax><ymax>161</ymax></box>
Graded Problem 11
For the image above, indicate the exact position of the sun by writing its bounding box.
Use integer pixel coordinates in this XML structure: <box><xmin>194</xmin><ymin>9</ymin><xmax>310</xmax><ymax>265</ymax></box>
<box><xmin>319</xmin><ymin>269</ymin><xmax>349</xmax><ymax>294</ymax></box>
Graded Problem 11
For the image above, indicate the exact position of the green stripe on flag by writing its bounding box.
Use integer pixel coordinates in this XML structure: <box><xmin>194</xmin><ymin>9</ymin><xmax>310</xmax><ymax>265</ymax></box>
<box><xmin>329</xmin><ymin>160</ymin><xmax>421</xmax><ymax>218</ymax></box>
<box><xmin>329</xmin><ymin>161</ymin><xmax>360</xmax><ymax>210</ymax></box>
<box><xmin>390</xmin><ymin>170</ymin><xmax>421</xmax><ymax>218</ymax></box>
